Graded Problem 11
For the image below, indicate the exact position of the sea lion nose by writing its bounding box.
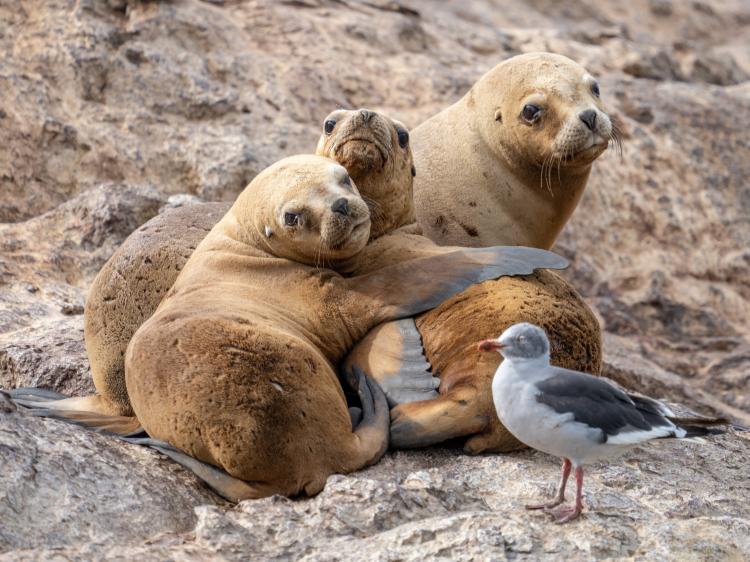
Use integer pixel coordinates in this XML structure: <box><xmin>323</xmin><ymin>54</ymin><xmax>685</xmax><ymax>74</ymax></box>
<box><xmin>359</xmin><ymin>109</ymin><xmax>373</xmax><ymax>123</ymax></box>
<box><xmin>331</xmin><ymin>198</ymin><xmax>350</xmax><ymax>216</ymax></box>
<box><xmin>579</xmin><ymin>109</ymin><xmax>597</xmax><ymax>131</ymax></box>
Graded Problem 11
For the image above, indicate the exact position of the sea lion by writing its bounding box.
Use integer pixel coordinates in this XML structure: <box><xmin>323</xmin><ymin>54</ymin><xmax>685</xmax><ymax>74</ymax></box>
<box><xmin>311</xmin><ymin>113</ymin><xmax>603</xmax><ymax>453</ymax></box>
<box><xmin>11</xmin><ymin>109</ymin><xmax>423</xmax><ymax>425</ymax></box>
<box><xmin>412</xmin><ymin>52</ymin><xmax>620</xmax><ymax>249</ymax></box>
<box><xmin>75</xmin><ymin>50</ymin><xmax>617</xmax><ymax>421</ymax></box>
<box><xmin>123</xmin><ymin>154</ymin><xmax>566</xmax><ymax>499</ymax></box>
<box><xmin>14</xmin><ymin>107</ymin><xmax>601</xmax><ymax>457</ymax></box>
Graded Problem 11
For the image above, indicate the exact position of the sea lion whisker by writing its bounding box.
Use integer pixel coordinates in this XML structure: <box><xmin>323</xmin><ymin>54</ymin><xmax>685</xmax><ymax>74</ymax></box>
<box><xmin>547</xmin><ymin>153</ymin><xmax>556</xmax><ymax>197</ymax></box>
<box><xmin>609</xmin><ymin>118</ymin><xmax>625</xmax><ymax>159</ymax></box>
<box><xmin>540</xmin><ymin>154</ymin><xmax>554</xmax><ymax>197</ymax></box>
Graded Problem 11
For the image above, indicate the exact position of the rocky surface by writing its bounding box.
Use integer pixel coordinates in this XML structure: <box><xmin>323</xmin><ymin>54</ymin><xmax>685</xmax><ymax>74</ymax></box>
<box><xmin>1</xmin><ymin>0</ymin><xmax>749</xmax><ymax>559</ymax></box>
<box><xmin>0</xmin><ymin>394</ymin><xmax>217</xmax><ymax>556</ymax></box>
<box><xmin>3</xmin><ymin>399</ymin><xmax>749</xmax><ymax>560</ymax></box>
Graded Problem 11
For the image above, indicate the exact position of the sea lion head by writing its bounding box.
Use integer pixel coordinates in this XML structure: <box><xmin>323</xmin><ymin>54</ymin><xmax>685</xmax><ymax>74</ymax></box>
<box><xmin>233</xmin><ymin>154</ymin><xmax>371</xmax><ymax>264</ymax></box>
<box><xmin>471</xmin><ymin>52</ymin><xmax>619</xmax><ymax>172</ymax></box>
<box><xmin>315</xmin><ymin>108</ymin><xmax>416</xmax><ymax>239</ymax></box>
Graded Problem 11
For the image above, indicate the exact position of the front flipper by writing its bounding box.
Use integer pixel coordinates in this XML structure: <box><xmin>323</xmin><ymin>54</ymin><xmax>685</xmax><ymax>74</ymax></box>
<box><xmin>342</xmin><ymin>366</ymin><xmax>390</xmax><ymax>469</ymax></box>
<box><xmin>351</xmin><ymin>246</ymin><xmax>568</xmax><ymax>323</ymax></box>
<box><xmin>9</xmin><ymin>388</ymin><xmax>143</xmax><ymax>437</ymax></box>
<box><xmin>343</xmin><ymin>319</ymin><xmax>438</xmax><ymax>407</ymax></box>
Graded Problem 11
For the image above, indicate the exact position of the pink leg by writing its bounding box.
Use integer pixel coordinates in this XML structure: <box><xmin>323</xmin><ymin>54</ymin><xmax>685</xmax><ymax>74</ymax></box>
<box><xmin>526</xmin><ymin>458</ymin><xmax>572</xmax><ymax>510</ymax></box>
<box><xmin>550</xmin><ymin>466</ymin><xmax>584</xmax><ymax>523</ymax></box>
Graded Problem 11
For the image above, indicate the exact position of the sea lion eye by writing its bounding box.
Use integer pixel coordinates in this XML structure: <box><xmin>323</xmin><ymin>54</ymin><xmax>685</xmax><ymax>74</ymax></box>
<box><xmin>521</xmin><ymin>104</ymin><xmax>541</xmax><ymax>123</ymax></box>
<box><xmin>397</xmin><ymin>129</ymin><xmax>409</xmax><ymax>148</ymax></box>
<box><xmin>342</xmin><ymin>174</ymin><xmax>352</xmax><ymax>188</ymax></box>
<box><xmin>324</xmin><ymin>120</ymin><xmax>336</xmax><ymax>135</ymax></box>
<box><xmin>591</xmin><ymin>81</ymin><xmax>600</xmax><ymax>97</ymax></box>
<box><xmin>284</xmin><ymin>212</ymin><xmax>300</xmax><ymax>227</ymax></box>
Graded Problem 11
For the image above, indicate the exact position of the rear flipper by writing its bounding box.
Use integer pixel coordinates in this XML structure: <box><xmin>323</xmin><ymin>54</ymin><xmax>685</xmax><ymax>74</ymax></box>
<box><xmin>9</xmin><ymin>387</ymin><xmax>68</xmax><ymax>402</ymax></box>
<box><xmin>389</xmin><ymin>387</ymin><xmax>490</xmax><ymax>449</ymax></box>
<box><xmin>9</xmin><ymin>388</ymin><xmax>144</xmax><ymax>437</ymax></box>
<box><xmin>120</xmin><ymin>437</ymin><xmax>272</xmax><ymax>502</ymax></box>
<box><xmin>343</xmin><ymin>319</ymin><xmax>438</xmax><ymax>407</ymax></box>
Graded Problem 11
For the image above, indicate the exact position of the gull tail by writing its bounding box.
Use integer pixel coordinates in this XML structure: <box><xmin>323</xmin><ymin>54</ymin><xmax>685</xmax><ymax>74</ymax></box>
<box><xmin>669</xmin><ymin>416</ymin><xmax>734</xmax><ymax>438</ymax></box>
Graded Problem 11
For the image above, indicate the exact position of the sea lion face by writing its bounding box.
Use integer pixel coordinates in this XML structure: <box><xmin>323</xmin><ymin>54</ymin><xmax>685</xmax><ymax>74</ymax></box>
<box><xmin>315</xmin><ymin>109</ymin><xmax>416</xmax><ymax>238</ymax></box>
<box><xmin>477</xmin><ymin>53</ymin><xmax>619</xmax><ymax>169</ymax></box>
<box><xmin>315</xmin><ymin>108</ymin><xmax>414</xmax><ymax>178</ymax></box>
<box><xmin>241</xmin><ymin>155</ymin><xmax>371</xmax><ymax>264</ymax></box>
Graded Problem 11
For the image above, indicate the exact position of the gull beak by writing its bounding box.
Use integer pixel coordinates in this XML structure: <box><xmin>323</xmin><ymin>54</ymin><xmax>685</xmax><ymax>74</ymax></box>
<box><xmin>477</xmin><ymin>339</ymin><xmax>505</xmax><ymax>352</ymax></box>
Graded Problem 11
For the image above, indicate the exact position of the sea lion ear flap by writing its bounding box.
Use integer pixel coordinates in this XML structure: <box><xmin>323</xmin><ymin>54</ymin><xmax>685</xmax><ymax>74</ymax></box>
<box><xmin>411</xmin><ymin>165</ymin><xmax>416</xmax><ymax>177</ymax></box>
<box><xmin>494</xmin><ymin>109</ymin><xmax>502</xmax><ymax>123</ymax></box>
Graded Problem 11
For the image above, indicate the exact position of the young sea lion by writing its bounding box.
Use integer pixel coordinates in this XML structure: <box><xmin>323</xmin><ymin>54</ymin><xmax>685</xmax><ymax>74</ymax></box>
<box><xmin>315</xmin><ymin>110</ymin><xmax>602</xmax><ymax>453</ymax></box>
<box><xmin>123</xmin><ymin>154</ymin><xmax>565</xmax><ymax>499</ymax></box>
<box><xmin>13</xmin><ymin>107</ymin><xmax>599</xmax><ymax>458</ymax></box>
<box><xmin>11</xmin><ymin>110</ymin><xmax>424</xmax><ymax>425</ymax></box>
<box><xmin>30</xmin><ymin>53</ymin><xmax>614</xmax><ymax>425</ymax></box>
<box><xmin>412</xmin><ymin>52</ymin><xmax>620</xmax><ymax>249</ymax></box>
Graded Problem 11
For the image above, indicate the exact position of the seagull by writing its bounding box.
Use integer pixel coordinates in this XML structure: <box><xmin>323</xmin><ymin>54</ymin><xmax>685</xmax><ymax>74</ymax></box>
<box><xmin>478</xmin><ymin>322</ymin><xmax>728</xmax><ymax>523</ymax></box>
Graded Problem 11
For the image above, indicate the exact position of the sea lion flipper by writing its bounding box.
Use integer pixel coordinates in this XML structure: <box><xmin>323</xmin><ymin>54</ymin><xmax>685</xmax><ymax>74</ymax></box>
<box><xmin>121</xmin><ymin>437</ymin><xmax>268</xmax><ymax>502</ymax></box>
<box><xmin>9</xmin><ymin>389</ymin><xmax>143</xmax><ymax>436</ymax></box>
<box><xmin>344</xmin><ymin>366</ymin><xmax>389</xmax><ymax>468</ymax></box>
<box><xmin>354</xmin><ymin>246</ymin><xmax>568</xmax><ymax>321</ymax></box>
<box><xmin>7</xmin><ymin>387</ymin><xmax>69</xmax><ymax>402</ymax></box>
<box><xmin>348</xmin><ymin>406</ymin><xmax>363</xmax><ymax>427</ymax></box>
<box><xmin>389</xmin><ymin>390</ymin><xmax>490</xmax><ymax>449</ymax></box>
<box><xmin>343</xmin><ymin>319</ymin><xmax>437</xmax><ymax>407</ymax></box>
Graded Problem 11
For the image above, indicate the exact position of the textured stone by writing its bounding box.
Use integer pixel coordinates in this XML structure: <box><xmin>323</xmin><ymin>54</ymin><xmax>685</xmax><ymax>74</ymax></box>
<box><xmin>1</xmin><ymin>0</ymin><xmax>750</xmax><ymax>559</ymax></box>
<box><xmin>2</xmin><ymin>424</ymin><xmax>748</xmax><ymax>560</ymax></box>
<box><xmin>0</xmin><ymin>406</ymin><xmax>217</xmax><ymax>554</ymax></box>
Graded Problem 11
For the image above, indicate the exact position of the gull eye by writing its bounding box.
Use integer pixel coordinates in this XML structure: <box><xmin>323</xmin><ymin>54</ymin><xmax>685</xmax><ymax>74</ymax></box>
<box><xmin>521</xmin><ymin>104</ymin><xmax>541</xmax><ymax>123</ymax></box>
<box><xmin>517</xmin><ymin>335</ymin><xmax>525</xmax><ymax>343</ymax></box>
<box><xmin>284</xmin><ymin>212</ymin><xmax>300</xmax><ymax>227</ymax></box>
<box><xmin>591</xmin><ymin>81</ymin><xmax>600</xmax><ymax>98</ymax></box>
<box><xmin>324</xmin><ymin>120</ymin><xmax>336</xmax><ymax>135</ymax></box>
<box><xmin>397</xmin><ymin>129</ymin><xmax>409</xmax><ymax>148</ymax></box>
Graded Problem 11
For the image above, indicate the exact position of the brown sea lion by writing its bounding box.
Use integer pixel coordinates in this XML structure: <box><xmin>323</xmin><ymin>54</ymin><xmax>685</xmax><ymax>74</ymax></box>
<box><xmin>10</xmin><ymin>109</ymin><xmax>424</xmax><ymax>426</ymax></box>
<box><xmin>314</xmin><ymin>109</ymin><xmax>602</xmax><ymax>453</ymax></box>
<box><xmin>412</xmin><ymin>52</ymin><xmax>620</xmax><ymax>249</ymax></box>
<box><xmin>122</xmin><ymin>154</ymin><xmax>565</xmax><ymax>499</ymax></box>
<box><xmin>13</xmin><ymin>107</ymin><xmax>600</xmax><ymax>457</ymax></box>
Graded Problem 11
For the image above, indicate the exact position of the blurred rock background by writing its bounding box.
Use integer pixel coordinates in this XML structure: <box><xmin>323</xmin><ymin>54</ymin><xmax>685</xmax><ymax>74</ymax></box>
<box><xmin>1</xmin><ymin>0</ymin><xmax>749</xmax><ymax>559</ymax></box>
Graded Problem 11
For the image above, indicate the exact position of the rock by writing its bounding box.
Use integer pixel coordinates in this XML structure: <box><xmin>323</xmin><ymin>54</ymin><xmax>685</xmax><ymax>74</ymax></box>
<box><xmin>0</xmin><ymin>184</ymin><xmax>165</xmax><ymax>394</ymax></box>
<box><xmin>690</xmin><ymin>51</ymin><xmax>749</xmax><ymax>86</ymax></box>
<box><xmin>621</xmin><ymin>49</ymin><xmax>683</xmax><ymax>80</ymax></box>
<box><xmin>557</xmin><ymin>75</ymin><xmax>750</xmax><ymax>417</ymax></box>
<box><xmin>3</xmin><ymin>424</ymin><xmax>748</xmax><ymax>559</ymax></box>
<box><xmin>1</xmin><ymin>0</ymin><xmax>750</xmax><ymax>558</ymax></box>
<box><xmin>0</xmin><ymin>409</ymin><xmax>217</xmax><ymax>553</ymax></box>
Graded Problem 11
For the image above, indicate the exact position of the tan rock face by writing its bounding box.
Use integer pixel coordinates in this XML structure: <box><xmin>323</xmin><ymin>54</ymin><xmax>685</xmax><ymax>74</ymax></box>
<box><xmin>1</xmin><ymin>0</ymin><xmax>749</xmax><ymax>558</ymax></box>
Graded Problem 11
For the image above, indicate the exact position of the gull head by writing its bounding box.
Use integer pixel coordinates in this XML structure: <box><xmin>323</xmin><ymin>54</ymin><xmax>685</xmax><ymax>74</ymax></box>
<box><xmin>477</xmin><ymin>322</ymin><xmax>550</xmax><ymax>362</ymax></box>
